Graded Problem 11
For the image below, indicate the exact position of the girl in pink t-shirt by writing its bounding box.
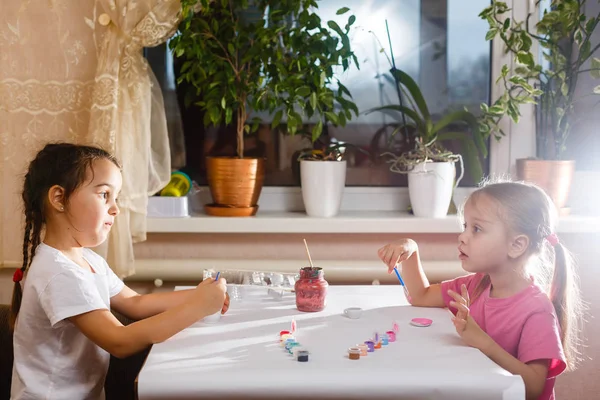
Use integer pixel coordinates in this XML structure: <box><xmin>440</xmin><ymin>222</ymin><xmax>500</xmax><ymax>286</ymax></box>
<box><xmin>378</xmin><ymin>181</ymin><xmax>583</xmax><ymax>400</ymax></box>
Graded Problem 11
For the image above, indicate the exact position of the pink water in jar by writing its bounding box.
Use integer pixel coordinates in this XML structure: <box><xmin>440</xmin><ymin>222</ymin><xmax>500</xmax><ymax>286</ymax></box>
<box><xmin>295</xmin><ymin>267</ymin><xmax>328</xmax><ymax>312</ymax></box>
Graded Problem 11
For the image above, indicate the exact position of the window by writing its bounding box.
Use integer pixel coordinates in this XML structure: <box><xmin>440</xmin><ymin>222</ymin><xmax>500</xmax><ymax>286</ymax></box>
<box><xmin>146</xmin><ymin>0</ymin><xmax>494</xmax><ymax>188</ymax></box>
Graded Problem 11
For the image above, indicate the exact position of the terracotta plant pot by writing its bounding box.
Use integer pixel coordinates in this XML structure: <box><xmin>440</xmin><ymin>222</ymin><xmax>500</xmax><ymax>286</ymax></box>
<box><xmin>205</xmin><ymin>156</ymin><xmax>265</xmax><ymax>216</ymax></box>
<box><xmin>515</xmin><ymin>159</ymin><xmax>575</xmax><ymax>213</ymax></box>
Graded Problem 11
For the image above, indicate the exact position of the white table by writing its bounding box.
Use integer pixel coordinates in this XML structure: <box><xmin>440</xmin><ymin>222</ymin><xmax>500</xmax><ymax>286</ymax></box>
<box><xmin>137</xmin><ymin>286</ymin><xmax>524</xmax><ymax>400</ymax></box>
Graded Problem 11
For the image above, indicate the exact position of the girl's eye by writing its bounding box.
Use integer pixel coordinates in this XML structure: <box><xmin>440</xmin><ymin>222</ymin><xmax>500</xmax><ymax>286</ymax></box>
<box><xmin>473</xmin><ymin>226</ymin><xmax>482</xmax><ymax>233</ymax></box>
<box><xmin>462</xmin><ymin>223</ymin><xmax>467</xmax><ymax>231</ymax></box>
<box><xmin>100</xmin><ymin>192</ymin><xmax>109</xmax><ymax>200</ymax></box>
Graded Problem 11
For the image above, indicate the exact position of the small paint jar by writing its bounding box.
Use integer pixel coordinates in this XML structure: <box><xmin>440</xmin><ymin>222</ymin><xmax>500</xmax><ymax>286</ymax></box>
<box><xmin>386</xmin><ymin>330</ymin><xmax>396</xmax><ymax>342</ymax></box>
<box><xmin>295</xmin><ymin>267</ymin><xmax>328</xmax><ymax>312</ymax></box>
<box><xmin>297</xmin><ymin>350</ymin><xmax>309</xmax><ymax>362</ymax></box>
<box><xmin>287</xmin><ymin>342</ymin><xmax>301</xmax><ymax>354</ymax></box>
<box><xmin>381</xmin><ymin>334</ymin><xmax>389</xmax><ymax>346</ymax></box>
<box><xmin>374</xmin><ymin>340</ymin><xmax>382</xmax><ymax>349</ymax></box>
<box><xmin>357</xmin><ymin>344</ymin><xmax>368</xmax><ymax>356</ymax></box>
<box><xmin>364</xmin><ymin>340</ymin><xmax>375</xmax><ymax>352</ymax></box>
<box><xmin>285</xmin><ymin>340</ymin><xmax>299</xmax><ymax>350</ymax></box>
<box><xmin>279</xmin><ymin>330</ymin><xmax>290</xmax><ymax>339</ymax></box>
<box><xmin>282</xmin><ymin>337</ymin><xmax>295</xmax><ymax>348</ymax></box>
<box><xmin>348</xmin><ymin>347</ymin><xmax>361</xmax><ymax>360</ymax></box>
<box><xmin>292</xmin><ymin>346</ymin><xmax>306</xmax><ymax>357</ymax></box>
<box><xmin>280</xmin><ymin>334</ymin><xmax>294</xmax><ymax>344</ymax></box>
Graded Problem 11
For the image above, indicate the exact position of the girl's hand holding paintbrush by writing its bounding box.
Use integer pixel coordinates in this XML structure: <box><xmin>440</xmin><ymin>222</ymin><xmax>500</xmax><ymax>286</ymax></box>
<box><xmin>377</xmin><ymin>238</ymin><xmax>419</xmax><ymax>272</ymax></box>
<box><xmin>377</xmin><ymin>238</ymin><xmax>445</xmax><ymax>308</ymax></box>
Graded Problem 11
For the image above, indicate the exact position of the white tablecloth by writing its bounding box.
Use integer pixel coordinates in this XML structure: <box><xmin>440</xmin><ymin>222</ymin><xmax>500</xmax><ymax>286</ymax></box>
<box><xmin>137</xmin><ymin>286</ymin><xmax>524</xmax><ymax>400</ymax></box>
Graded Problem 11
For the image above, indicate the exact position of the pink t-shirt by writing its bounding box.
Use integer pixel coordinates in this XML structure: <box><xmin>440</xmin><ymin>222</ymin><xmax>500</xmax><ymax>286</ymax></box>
<box><xmin>441</xmin><ymin>273</ymin><xmax>566</xmax><ymax>400</ymax></box>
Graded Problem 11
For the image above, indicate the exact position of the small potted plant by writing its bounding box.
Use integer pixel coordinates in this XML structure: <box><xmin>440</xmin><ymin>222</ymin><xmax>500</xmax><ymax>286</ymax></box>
<box><xmin>173</xmin><ymin>0</ymin><xmax>359</xmax><ymax>216</ymax></box>
<box><xmin>270</xmin><ymin>6</ymin><xmax>360</xmax><ymax>218</ymax></box>
<box><xmin>367</xmin><ymin>67</ymin><xmax>488</xmax><ymax>218</ymax></box>
<box><xmin>479</xmin><ymin>1</ymin><xmax>600</xmax><ymax>212</ymax></box>
<box><xmin>296</xmin><ymin>137</ymin><xmax>367</xmax><ymax>217</ymax></box>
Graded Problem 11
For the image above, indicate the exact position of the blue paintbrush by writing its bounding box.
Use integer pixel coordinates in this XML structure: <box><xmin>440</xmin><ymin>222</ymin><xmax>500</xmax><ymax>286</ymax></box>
<box><xmin>393</xmin><ymin>256</ymin><xmax>411</xmax><ymax>301</ymax></box>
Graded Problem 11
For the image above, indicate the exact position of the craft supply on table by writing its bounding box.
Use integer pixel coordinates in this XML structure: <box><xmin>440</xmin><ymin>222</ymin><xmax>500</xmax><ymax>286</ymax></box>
<box><xmin>386</xmin><ymin>330</ymin><xmax>396</xmax><ymax>342</ymax></box>
<box><xmin>297</xmin><ymin>350</ymin><xmax>309</xmax><ymax>362</ymax></box>
<box><xmin>279</xmin><ymin>330</ymin><xmax>290</xmax><ymax>338</ymax></box>
<box><xmin>357</xmin><ymin>344</ymin><xmax>368</xmax><ymax>356</ymax></box>
<box><xmin>295</xmin><ymin>240</ymin><xmax>328</xmax><ymax>312</ymax></box>
<box><xmin>364</xmin><ymin>340</ymin><xmax>375</xmax><ymax>352</ymax></box>
<box><xmin>410</xmin><ymin>318</ymin><xmax>433</xmax><ymax>327</ymax></box>
<box><xmin>348</xmin><ymin>347</ymin><xmax>361</xmax><ymax>360</ymax></box>
<box><xmin>381</xmin><ymin>333</ymin><xmax>389</xmax><ymax>345</ymax></box>
<box><xmin>295</xmin><ymin>266</ymin><xmax>328</xmax><ymax>312</ymax></box>
<box><xmin>343</xmin><ymin>307</ymin><xmax>362</xmax><ymax>319</ymax></box>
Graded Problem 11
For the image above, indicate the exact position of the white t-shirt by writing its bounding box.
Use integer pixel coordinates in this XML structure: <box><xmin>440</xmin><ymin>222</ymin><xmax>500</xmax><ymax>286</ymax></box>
<box><xmin>11</xmin><ymin>243</ymin><xmax>125</xmax><ymax>400</ymax></box>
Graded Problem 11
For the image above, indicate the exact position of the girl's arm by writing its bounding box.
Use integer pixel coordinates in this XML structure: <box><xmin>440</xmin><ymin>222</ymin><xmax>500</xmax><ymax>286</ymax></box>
<box><xmin>110</xmin><ymin>285</ymin><xmax>229</xmax><ymax>320</ymax></box>
<box><xmin>482</xmin><ymin>341</ymin><xmax>549</xmax><ymax>400</ymax></box>
<box><xmin>69</xmin><ymin>278</ymin><xmax>227</xmax><ymax>359</ymax></box>
<box><xmin>378</xmin><ymin>238</ymin><xmax>444</xmax><ymax>307</ymax></box>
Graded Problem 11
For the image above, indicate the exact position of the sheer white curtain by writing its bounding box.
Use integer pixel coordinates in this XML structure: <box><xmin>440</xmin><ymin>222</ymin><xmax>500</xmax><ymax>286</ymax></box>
<box><xmin>0</xmin><ymin>0</ymin><xmax>181</xmax><ymax>277</ymax></box>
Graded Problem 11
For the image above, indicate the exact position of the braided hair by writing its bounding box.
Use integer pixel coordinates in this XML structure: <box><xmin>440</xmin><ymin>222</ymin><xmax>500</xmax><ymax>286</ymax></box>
<box><xmin>10</xmin><ymin>143</ymin><xmax>120</xmax><ymax>330</ymax></box>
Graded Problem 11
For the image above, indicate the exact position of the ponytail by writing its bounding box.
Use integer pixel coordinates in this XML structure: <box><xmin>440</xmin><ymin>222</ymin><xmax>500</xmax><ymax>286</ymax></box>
<box><xmin>550</xmin><ymin>242</ymin><xmax>582</xmax><ymax>371</ymax></box>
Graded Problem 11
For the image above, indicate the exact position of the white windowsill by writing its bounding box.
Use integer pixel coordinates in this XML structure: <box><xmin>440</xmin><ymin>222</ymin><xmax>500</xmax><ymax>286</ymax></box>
<box><xmin>146</xmin><ymin>211</ymin><xmax>600</xmax><ymax>234</ymax></box>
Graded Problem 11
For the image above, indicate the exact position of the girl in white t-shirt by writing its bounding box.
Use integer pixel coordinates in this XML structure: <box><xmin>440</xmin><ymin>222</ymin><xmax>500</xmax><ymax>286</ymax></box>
<box><xmin>10</xmin><ymin>143</ymin><xmax>230</xmax><ymax>400</ymax></box>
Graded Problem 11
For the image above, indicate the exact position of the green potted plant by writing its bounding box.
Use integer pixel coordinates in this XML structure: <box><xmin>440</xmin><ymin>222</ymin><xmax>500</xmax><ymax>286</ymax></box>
<box><xmin>367</xmin><ymin>67</ymin><xmax>488</xmax><ymax>218</ymax></box>
<box><xmin>479</xmin><ymin>0</ymin><xmax>600</xmax><ymax>211</ymax></box>
<box><xmin>271</xmin><ymin>5</ymin><xmax>360</xmax><ymax>218</ymax></box>
<box><xmin>172</xmin><ymin>0</ymin><xmax>359</xmax><ymax>216</ymax></box>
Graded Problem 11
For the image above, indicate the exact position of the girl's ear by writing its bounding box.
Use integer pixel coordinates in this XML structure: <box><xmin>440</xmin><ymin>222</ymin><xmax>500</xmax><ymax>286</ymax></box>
<box><xmin>47</xmin><ymin>185</ymin><xmax>66</xmax><ymax>212</ymax></box>
<box><xmin>508</xmin><ymin>234</ymin><xmax>529</xmax><ymax>259</ymax></box>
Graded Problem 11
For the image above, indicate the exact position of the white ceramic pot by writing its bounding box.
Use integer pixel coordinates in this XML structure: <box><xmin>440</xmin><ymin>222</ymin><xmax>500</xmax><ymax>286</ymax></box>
<box><xmin>408</xmin><ymin>159</ymin><xmax>463</xmax><ymax>218</ymax></box>
<box><xmin>300</xmin><ymin>160</ymin><xmax>347</xmax><ymax>217</ymax></box>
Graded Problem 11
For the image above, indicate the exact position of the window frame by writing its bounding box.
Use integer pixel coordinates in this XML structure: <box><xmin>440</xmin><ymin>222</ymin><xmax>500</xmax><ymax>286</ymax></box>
<box><xmin>250</xmin><ymin>0</ymin><xmax>537</xmax><ymax>212</ymax></box>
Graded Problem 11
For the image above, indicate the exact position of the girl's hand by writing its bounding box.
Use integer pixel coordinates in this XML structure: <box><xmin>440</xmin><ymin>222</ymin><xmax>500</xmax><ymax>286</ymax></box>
<box><xmin>448</xmin><ymin>285</ymin><xmax>492</xmax><ymax>351</ymax></box>
<box><xmin>377</xmin><ymin>238</ymin><xmax>418</xmax><ymax>273</ymax></box>
<box><xmin>194</xmin><ymin>277</ymin><xmax>227</xmax><ymax>316</ymax></box>
<box><xmin>221</xmin><ymin>292</ymin><xmax>230</xmax><ymax>315</ymax></box>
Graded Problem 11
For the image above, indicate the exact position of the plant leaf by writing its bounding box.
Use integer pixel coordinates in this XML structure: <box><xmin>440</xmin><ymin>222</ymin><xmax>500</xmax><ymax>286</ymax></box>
<box><xmin>431</xmin><ymin>110</ymin><xmax>476</xmax><ymax>134</ymax></box>
<box><xmin>389</xmin><ymin>68</ymin><xmax>430</xmax><ymax>120</ymax></box>
<box><xmin>310</xmin><ymin>92</ymin><xmax>317</xmax><ymax>110</ymax></box>
<box><xmin>365</xmin><ymin>104</ymin><xmax>425</xmax><ymax>133</ymax></box>
<box><xmin>336</xmin><ymin>7</ymin><xmax>350</xmax><ymax>15</ymax></box>
<box><xmin>312</xmin><ymin>120</ymin><xmax>323</xmax><ymax>142</ymax></box>
<box><xmin>591</xmin><ymin>58</ymin><xmax>600</xmax><ymax>79</ymax></box>
<box><xmin>296</xmin><ymin>86</ymin><xmax>311</xmax><ymax>97</ymax></box>
<box><xmin>272</xmin><ymin>110</ymin><xmax>283</xmax><ymax>129</ymax></box>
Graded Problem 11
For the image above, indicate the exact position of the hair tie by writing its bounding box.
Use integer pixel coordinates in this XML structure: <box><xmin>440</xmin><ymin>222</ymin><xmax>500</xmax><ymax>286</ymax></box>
<box><xmin>13</xmin><ymin>268</ymin><xmax>24</xmax><ymax>283</ymax></box>
<box><xmin>546</xmin><ymin>233</ymin><xmax>559</xmax><ymax>247</ymax></box>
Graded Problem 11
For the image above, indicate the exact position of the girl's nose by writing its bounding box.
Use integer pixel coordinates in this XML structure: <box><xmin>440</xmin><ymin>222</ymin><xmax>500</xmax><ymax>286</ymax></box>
<box><xmin>109</xmin><ymin>203</ymin><xmax>120</xmax><ymax>216</ymax></box>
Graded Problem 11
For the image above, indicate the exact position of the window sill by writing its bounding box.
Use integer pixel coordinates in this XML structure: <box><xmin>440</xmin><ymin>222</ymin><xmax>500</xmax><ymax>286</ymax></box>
<box><xmin>146</xmin><ymin>211</ymin><xmax>600</xmax><ymax>234</ymax></box>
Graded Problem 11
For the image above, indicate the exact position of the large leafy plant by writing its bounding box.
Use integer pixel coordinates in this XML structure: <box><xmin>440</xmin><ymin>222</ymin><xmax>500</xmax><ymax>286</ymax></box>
<box><xmin>367</xmin><ymin>69</ymin><xmax>488</xmax><ymax>182</ymax></box>
<box><xmin>479</xmin><ymin>0</ymin><xmax>600</xmax><ymax>160</ymax></box>
<box><xmin>171</xmin><ymin>0</ymin><xmax>359</xmax><ymax>158</ymax></box>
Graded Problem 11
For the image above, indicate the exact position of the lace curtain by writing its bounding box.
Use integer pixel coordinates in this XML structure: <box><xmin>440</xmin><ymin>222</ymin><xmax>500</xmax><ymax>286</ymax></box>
<box><xmin>0</xmin><ymin>0</ymin><xmax>181</xmax><ymax>278</ymax></box>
